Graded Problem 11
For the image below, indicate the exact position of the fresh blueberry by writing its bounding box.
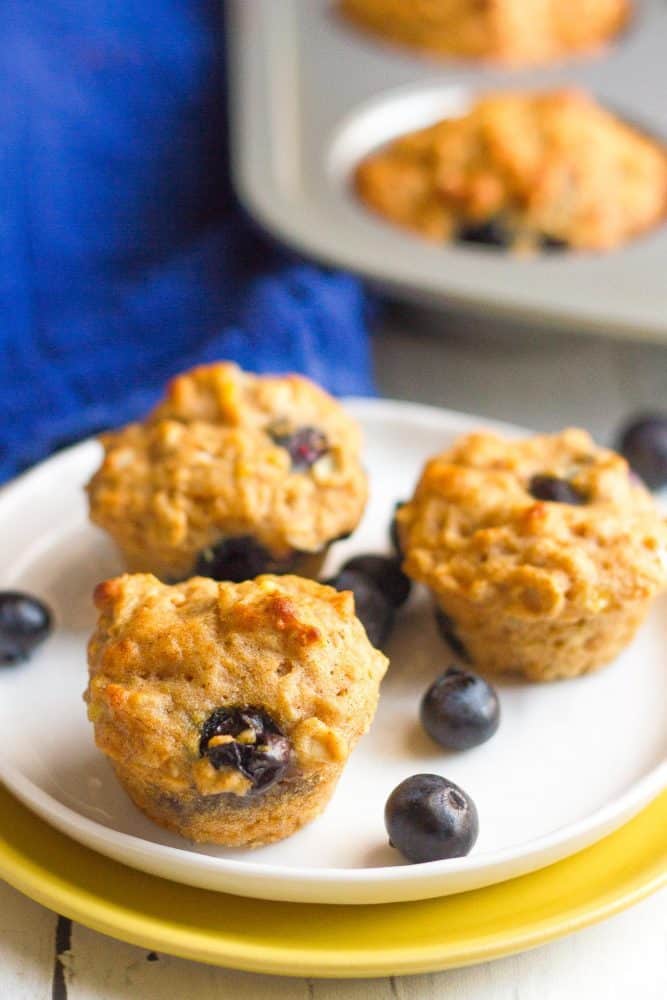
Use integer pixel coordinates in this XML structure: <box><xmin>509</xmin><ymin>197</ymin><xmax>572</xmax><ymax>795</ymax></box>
<box><xmin>434</xmin><ymin>609</ymin><xmax>469</xmax><ymax>662</ymax></box>
<box><xmin>389</xmin><ymin>501</ymin><xmax>406</xmax><ymax>557</ymax></box>
<box><xmin>420</xmin><ymin>666</ymin><xmax>500</xmax><ymax>751</ymax></box>
<box><xmin>0</xmin><ymin>592</ymin><xmax>53</xmax><ymax>664</ymax></box>
<box><xmin>325</xmin><ymin>569</ymin><xmax>394</xmax><ymax>647</ymax></box>
<box><xmin>458</xmin><ymin>219</ymin><xmax>510</xmax><ymax>249</ymax></box>
<box><xmin>270</xmin><ymin>425</ymin><xmax>329</xmax><ymax>471</ymax></box>
<box><xmin>195</xmin><ymin>536</ymin><xmax>287</xmax><ymax>582</ymax></box>
<box><xmin>199</xmin><ymin>707</ymin><xmax>290</xmax><ymax>792</ymax></box>
<box><xmin>385</xmin><ymin>774</ymin><xmax>479</xmax><ymax>863</ymax></box>
<box><xmin>529</xmin><ymin>475</ymin><xmax>588</xmax><ymax>505</ymax></box>
<box><xmin>541</xmin><ymin>235</ymin><xmax>568</xmax><ymax>251</ymax></box>
<box><xmin>341</xmin><ymin>554</ymin><xmax>411</xmax><ymax>608</ymax></box>
<box><xmin>617</xmin><ymin>415</ymin><xmax>667</xmax><ymax>490</ymax></box>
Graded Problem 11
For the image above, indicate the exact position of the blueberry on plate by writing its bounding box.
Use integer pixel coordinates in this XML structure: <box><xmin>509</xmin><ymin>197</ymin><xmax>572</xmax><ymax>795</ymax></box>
<box><xmin>325</xmin><ymin>569</ymin><xmax>394</xmax><ymax>648</ymax></box>
<box><xmin>434</xmin><ymin>609</ymin><xmax>470</xmax><ymax>662</ymax></box>
<box><xmin>385</xmin><ymin>773</ymin><xmax>479</xmax><ymax>863</ymax></box>
<box><xmin>617</xmin><ymin>414</ymin><xmax>667</xmax><ymax>490</ymax></box>
<box><xmin>341</xmin><ymin>554</ymin><xmax>411</xmax><ymax>608</ymax></box>
<box><xmin>529</xmin><ymin>474</ymin><xmax>588</xmax><ymax>505</ymax></box>
<box><xmin>457</xmin><ymin>218</ymin><xmax>510</xmax><ymax>249</ymax></box>
<box><xmin>389</xmin><ymin>501</ymin><xmax>406</xmax><ymax>557</ymax></box>
<box><xmin>199</xmin><ymin>706</ymin><xmax>290</xmax><ymax>792</ymax></box>
<box><xmin>420</xmin><ymin>666</ymin><xmax>500</xmax><ymax>751</ymax></box>
<box><xmin>0</xmin><ymin>591</ymin><xmax>53</xmax><ymax>664</ymax></box>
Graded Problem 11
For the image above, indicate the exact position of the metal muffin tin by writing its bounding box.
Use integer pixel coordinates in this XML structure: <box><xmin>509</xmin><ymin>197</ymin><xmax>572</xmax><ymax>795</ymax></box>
<box><xmin>228</xmin><ymin>0</ymin><xmax>667</xmax><ymax>341</ymax></box>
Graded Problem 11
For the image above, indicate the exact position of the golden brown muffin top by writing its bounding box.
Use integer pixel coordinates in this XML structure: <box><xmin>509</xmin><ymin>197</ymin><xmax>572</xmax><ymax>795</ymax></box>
<box><xmin>355</xmin><ymin>90</ymin><xmax>667</xmax><ymax>251</ymax></box>
<box><xmin>86</xmin><ymin>573</ymin><xmax>388</xmax><ymax>797</ymax></box>
<box><xmin>340</xmin><ymin>0</ymin><xmax>630</xmax><ymax>65</ymax></box>
<box><xmin>87</xmin><ymin>363</ymin><xmax>367</xmax><ymax>578</ymax></box>
<box><xmin>398</xmin><ymin>428</ymin><xmax>667</xmax><ymax>621</ymax></box>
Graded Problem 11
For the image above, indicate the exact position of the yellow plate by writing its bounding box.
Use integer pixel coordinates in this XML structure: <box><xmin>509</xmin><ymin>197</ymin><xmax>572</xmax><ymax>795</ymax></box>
<box><xmin>0</xmin><ymin>784</ymin><xmax>665</xmax><ymax>978</ymax></box>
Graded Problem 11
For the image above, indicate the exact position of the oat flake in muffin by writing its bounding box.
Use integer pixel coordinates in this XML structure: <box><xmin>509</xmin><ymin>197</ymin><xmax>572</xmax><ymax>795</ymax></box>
<box><xmin>85</xmin><ymin>573</ymin><xmax>388</xmax><ymax>846</ymax></box>
<box><xmin>86</xmin><ymin>362</ymin><xmax>367</xmax><ymax>582</ymax></box>
<box><xmin>398</xmin><ymin>428</ymin><xmax>667</xmax><ymax>681</ymax></box>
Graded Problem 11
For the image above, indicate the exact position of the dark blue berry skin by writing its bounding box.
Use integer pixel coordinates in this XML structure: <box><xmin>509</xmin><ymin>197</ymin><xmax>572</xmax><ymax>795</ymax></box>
<box><xmin>529</xmin><ymin>475</ymin><xmax>587</xmax><ymax>505</ymax></box>
<box><xmin>434</xmin><ymin>610</ymin><xmax>469</xmax><ymax>662</ymax></box>
<box><xmin>270</xmin><ymin>426</ymin><xmax>329</xmax><ymax>471</ymax></box>
<box><xmin>541</xmin><ymin>235</ymin><xmax>568</xmax><ymax>251</ymax></box>
<box><xmin>325</xmin><ymin>569</ymin><xmax>394</xmax><ymax>648</ymax></box>
<box><xmin>458</xmin><ymin>220</ymin><xmax>567</xmax><ymax>252</ymax></box>
<box><xmin>342</xmin><ymin>554</ymin><xmax>411</xmax><ymax>608</ymax></box>
<box><xmin>389</xmin><ymin>501</ymin><xmax>406</xmax><ymax>557</ymax></box>
<box><xmin>0</xmin><ymin>592</ymin><xmax>53</xmax><ymax>664</ymax></box>
<box><xmin>618</xmin><ymin>415</ymin><xmax>667</xmax><ymax>490</ymax></box>
<box><xmin>199</xmin><ymin>707</ymin><xmax>290</xmax><ymax>792</ymax></box>
<box><xmin>385</xmin><ymin>774</ymin><xmax>479</xmax><ymax>863</ymax></box>
<box><xmin>195</xmin><ymin>536</ymin><xmax>293</xmax><ymax>582</ymax></box>
<box><xmin>421</xmin><ymin>667</ymin><xmax>500</xmax><ymax>751</ymax></box>
<box><xmin>458</xmin><ymin>219</ymin><xmax>509</xmax><ymax>248</ymax></box>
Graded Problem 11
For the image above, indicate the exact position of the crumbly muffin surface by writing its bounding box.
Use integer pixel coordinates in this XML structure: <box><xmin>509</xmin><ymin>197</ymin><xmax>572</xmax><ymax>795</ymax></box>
<box><xmin>355</xmin><ymin>90</ymin><xmax>667</xmax><ymax>252</ymax></box>
<box><xmin>86</xmin><ymin>573</ymin><xmax>388</xmax><ymax>845</ymax></box>
<box><xmin>399</xmin><ymin>428</ymin><xmax>667</xmax><ymax>679</ymax></box>
<box><xmin>87</xmin><ymin>363</ymin><xmax>367</xmax><ymax>580</ymax></box>
<box><xmin>340</xmin><ymin>0</ymin><xmax>630</xmax><ymax>65</ymax></box>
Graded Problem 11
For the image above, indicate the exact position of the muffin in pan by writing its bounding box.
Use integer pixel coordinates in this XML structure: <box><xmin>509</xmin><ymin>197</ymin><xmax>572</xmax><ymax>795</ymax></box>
<box><xmin>86</xmin><ymin>362</ymin><xmax>367</xmax><ymax>582</ymax></box>
<box><xmin>340</xmin><ymin>0</ymin><xmax>630</xmax><ymax>65</ymax></box>
<box><xmin>397</xmin><ymin>428</ymin><xmax>667</xmax><ymax>682</ymax></box>
<box><xmin>85</xmin><ymin>573</ymin><xmax>388</xmax><ymax>846</ymax></box>
<box><xmin>355</xmin><ymin>89</ymin><xmax>667</xmax><ymax>253</ymax></box>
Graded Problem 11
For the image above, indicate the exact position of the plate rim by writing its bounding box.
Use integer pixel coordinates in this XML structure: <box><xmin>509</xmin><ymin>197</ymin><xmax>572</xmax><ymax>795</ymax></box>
<box><xmin>0</xmin><ymin>397</ymin><xmax>666</xmax><ymax>905</ymax></box>
<box><xmin>0</xmin><ymin>782</ymin><xmax>665</xmax><ymax>977</ymax></box>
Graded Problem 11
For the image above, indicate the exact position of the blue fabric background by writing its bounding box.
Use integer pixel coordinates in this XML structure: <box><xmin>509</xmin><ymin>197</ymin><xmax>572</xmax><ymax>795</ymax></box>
<box><xmin>0</xmin><ymin>1</ymin><xmax>375</xmax><ymax>483</ymax></box>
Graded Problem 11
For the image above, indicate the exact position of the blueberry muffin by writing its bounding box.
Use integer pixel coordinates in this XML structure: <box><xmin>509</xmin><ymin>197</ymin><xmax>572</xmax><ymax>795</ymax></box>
<box><xmin>85</xmin><ymin>573</ymin><xmax>388</xmax><ymax>845</ymax></box>
<box><xmin>355</xmin><ymin>90</ymin><xmax>667</xmax><ymax>252</ymax></box>
<box><xmin>397</xmin><ymin>428</ymin><xmax>667</xmax><ymax>681</ymax></box>
<box><xmin>87</xmin><ymin>363</ymin><xmax>367</xmax><ymax>582</ymax></box>
<box><xmin>340</xmin><ymin>0</ymin><xmax>629</xmax><ymax>65</ymax></box>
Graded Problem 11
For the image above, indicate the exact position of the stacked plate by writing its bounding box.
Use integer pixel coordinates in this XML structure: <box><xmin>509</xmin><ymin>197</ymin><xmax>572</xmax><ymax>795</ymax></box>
<box><xmin>1</xmin><ymin>399</ymin><xmax>665</xmax><ymax>975</ymax></box>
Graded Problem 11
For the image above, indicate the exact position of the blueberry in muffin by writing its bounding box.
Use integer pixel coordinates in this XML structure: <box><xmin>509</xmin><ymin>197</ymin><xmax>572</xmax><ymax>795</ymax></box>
<box><xmin>85</xmin><ymin>573</ymin><xmax>388</xmax><ymax>846</ymax></box>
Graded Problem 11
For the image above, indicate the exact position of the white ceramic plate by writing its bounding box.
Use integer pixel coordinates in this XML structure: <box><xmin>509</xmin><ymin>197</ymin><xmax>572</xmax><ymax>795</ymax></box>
<box><xmin>0</xmin><ymin>399</ymin><xmax>665</xmax><ymax>905</ymax></box>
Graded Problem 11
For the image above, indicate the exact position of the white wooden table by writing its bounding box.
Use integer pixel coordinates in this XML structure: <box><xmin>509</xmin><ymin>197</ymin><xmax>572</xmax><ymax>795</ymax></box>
<box><xmin>2</xmin><ymin>311</ymin><xmax>666</xmax><ymax>999</ymax></box>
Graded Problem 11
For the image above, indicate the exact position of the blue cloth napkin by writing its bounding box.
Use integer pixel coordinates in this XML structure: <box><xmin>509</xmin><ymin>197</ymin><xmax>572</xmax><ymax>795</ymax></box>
<box><xmin>0</xmin><ymin>1</ymin><xmax>375</xmax><ymax>484</ymax></box>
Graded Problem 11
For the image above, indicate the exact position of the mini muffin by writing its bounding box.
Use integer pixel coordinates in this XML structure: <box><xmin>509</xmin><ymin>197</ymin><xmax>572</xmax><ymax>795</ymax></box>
<box><xmin>398</xmin><ymin>428</ymin><xmax>667</xmax><ymax>681</ymax></box>
<box><xmin>85</xmin><ymin>573</ymin><xmax>388</xmax><ymax>846</ymax></box>
<box><xmin>87</xmin><ymin>362</ymin><xmax>367</xmax><ymax>582</ymax></box>
<box><xmin>355</xmin><ymin>89</ymin><xmax>667</xmax><ymax>252</ymax></box>
<box><xmin>340</xmin><ymin>0</ymin><xmax>629</xmax><ymax>65</ymax></box>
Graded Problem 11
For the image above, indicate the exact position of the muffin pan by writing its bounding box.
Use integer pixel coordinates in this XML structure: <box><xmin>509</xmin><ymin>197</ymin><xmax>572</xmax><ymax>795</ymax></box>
<box><xmin>228</xmin><ymin>0</ymin><xmax>667</xmax><ymax>341</ymax></box>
